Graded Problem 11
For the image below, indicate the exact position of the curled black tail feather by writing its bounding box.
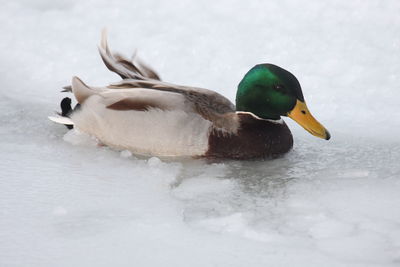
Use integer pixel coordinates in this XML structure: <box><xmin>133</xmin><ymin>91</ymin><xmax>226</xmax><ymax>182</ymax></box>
<box><xmin>60</xmin><ymin>97</ymin><xmax>73</xmax><ymax>129</ymax></box>
<box><xmin>61</xmin><ymin>97</ymin><xmax>72</xmax><ymax>116</ymax></box>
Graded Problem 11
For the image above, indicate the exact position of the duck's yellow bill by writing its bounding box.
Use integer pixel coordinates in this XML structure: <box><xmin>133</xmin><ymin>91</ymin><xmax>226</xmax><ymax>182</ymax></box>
<box><xmin>287</xmin><ymin>100</ymin><xmax>331</xmax><ymax>140</ymax></box>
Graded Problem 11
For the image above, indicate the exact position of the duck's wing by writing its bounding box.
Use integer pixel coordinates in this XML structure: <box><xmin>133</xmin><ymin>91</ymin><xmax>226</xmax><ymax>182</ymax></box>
<box><xmin>99</xmin><ymin>29</ymin><xmax>161</xmax><ymax>81</ymax></box>
<box><xmin>72</xmin><ymin>76</ymin><xmax>239</xmax><ymax>133</ymax></box>
<box><xmin>109</xmin><ymin>79</ymin><xmax>238</xmax><ymax>132</ymax></box>
<box><xmin>99</xmin><ymin>30</ymin><xmax>238</xmax><ymax>132</ymax></box>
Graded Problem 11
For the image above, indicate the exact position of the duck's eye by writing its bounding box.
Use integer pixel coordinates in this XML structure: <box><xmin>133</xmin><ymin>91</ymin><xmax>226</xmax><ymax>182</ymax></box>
<box><xmin>275</xmin><ymin>84</ymin><xmax>285</xmax><ymax>91</ymax></box>
<box><xmin>301</xmin><ymin>110</ymin><xmax>306</xmax><ymax>114</ymax></box>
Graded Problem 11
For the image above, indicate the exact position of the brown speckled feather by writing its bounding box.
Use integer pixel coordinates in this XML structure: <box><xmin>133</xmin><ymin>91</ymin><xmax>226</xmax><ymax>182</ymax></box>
<box><xmin>99</xmin><ymin>30</ymin><xmax>161</xmax><ymax>81</ymax></box>
<box><xmin>109</xmin><ymin>79</ymin><xmax>238</xmax><ymax>132</ymax></box>
<box><xmin>106</xmin><ymin>98</ymin><xmax>168</xmax><ymax>111</ymax></box>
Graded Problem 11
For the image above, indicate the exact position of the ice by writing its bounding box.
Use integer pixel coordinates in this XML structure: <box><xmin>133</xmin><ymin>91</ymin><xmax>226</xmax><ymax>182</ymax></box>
<box><xmin>63</xmin><ymin>129</ymin><xmax>99</xmax><ymax>147</ymax></box>
<box><xmin>1</xmin><ymin>0</ymin><xmax>400</xmax><ymax>266</ymax></box>
<box><xmin>52</xmin><ymin>206</ymin><xmax>68</xmax><ymax>216</ymax></box>
<box><xmin>120</xmin><ymin>150</ymin><xmax>133</xmax><ymax>158</ymax></box>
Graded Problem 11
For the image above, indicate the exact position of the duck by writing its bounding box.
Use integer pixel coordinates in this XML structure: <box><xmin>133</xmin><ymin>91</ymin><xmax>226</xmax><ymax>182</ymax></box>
<box><xmin>49</xmin><ymin>31</ymin><xmax>330</xmax><ymax>160</ymax></box>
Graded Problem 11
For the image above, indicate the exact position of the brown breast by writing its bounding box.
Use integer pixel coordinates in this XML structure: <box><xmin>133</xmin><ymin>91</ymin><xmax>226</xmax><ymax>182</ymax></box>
<box><xmin>205</xmin><ymin>113</ymin><xmax>293</xmax><ymax>160</ymax></box>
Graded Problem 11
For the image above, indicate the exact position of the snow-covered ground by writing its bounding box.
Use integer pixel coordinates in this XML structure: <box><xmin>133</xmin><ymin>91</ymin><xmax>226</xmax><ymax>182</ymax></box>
<box><xmin>1</xmin><ymin>0</ymin><xmax>400</xmax><ymax>266</ymax></box>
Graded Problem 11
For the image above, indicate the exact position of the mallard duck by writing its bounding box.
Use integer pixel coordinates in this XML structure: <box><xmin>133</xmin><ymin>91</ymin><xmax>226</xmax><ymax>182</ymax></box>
<box><xmin>50</xmin><ymin>31</ymin><xmax>330</xmax><ymax>160</ymax></box>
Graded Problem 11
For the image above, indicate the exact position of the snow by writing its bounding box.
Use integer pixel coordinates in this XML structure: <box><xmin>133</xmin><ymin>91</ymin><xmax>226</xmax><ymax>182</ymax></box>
<box><xmin>1</xmin><ymin>0</ymin><xmax>400</xmax><ymax>266</ymax></box>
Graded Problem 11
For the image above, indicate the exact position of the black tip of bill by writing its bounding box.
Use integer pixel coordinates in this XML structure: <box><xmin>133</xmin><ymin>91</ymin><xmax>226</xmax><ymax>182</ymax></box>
<box><xmin>325</xmin><ymin>130</ymin><xmax>331</xmax><ymax>140</ymax></box>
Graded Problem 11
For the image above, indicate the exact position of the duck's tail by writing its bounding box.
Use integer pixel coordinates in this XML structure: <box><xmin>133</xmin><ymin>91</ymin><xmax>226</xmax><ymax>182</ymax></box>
<box><xmin>51</xmin><ymin>29</ymin><xmax>159</xmax><ymax>129</ymax></box>
<box><xmin>48</xmin><ymin>97</ymin><xmax>75</xmax><ymax>129</ymax></box>
<box><xmin>98</xmin><ymin>29</ymin><xmax>161</xmax><ymax>81</ymax></box>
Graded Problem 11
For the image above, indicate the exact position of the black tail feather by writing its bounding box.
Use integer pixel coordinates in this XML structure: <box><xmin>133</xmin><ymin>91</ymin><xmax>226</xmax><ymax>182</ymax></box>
<box><xmin>60</xmin><ymin>97</ymin><xmax>73</xmax><ymax>129</ymax></box>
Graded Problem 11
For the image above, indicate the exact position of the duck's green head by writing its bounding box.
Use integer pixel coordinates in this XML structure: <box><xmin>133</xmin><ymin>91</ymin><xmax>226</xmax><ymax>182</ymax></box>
<box><xmin>236</xmin><ymin>64</ymin><xmax>330</xmax><ymax>140</ymax></box>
